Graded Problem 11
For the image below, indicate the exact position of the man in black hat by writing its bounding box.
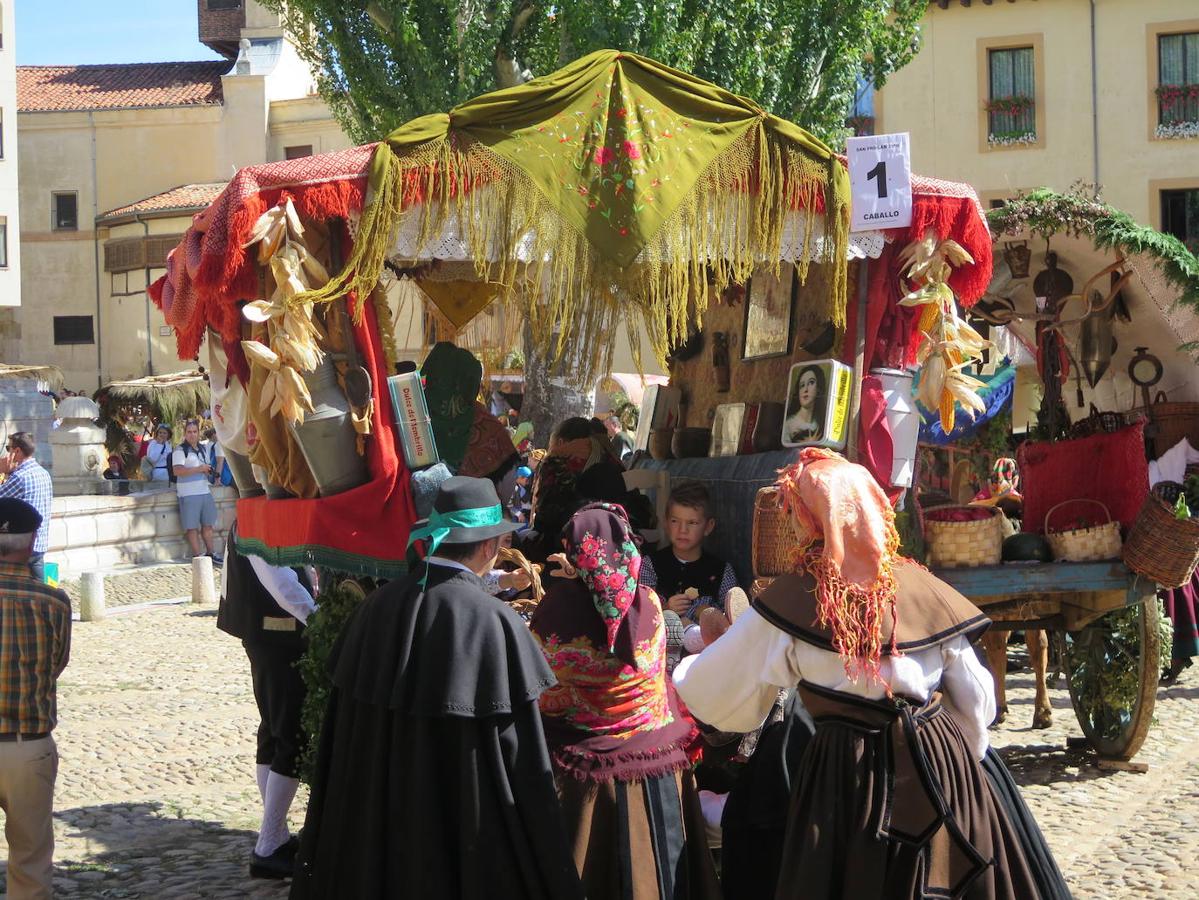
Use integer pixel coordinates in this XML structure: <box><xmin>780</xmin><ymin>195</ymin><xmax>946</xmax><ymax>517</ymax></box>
<box><xmin>0</xmin><ymin>498</ymin><xmax>71</xmax><ymax>898</ymax></box>
<box><xmin>291</xmin><ymin>477</ymin><xmax>582</xmax><ymax>900</ymax></box>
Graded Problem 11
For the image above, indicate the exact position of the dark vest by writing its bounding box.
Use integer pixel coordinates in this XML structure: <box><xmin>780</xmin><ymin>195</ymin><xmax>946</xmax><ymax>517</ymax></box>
<box><xmin>217</xmin><ymin>528</ymin><xmax>312</xmax><ymax>649</ymax></box>
<box><xmin>647</xmin><ymin>547</ymin><xmax>726</xmax><ymax>606</ymax></box>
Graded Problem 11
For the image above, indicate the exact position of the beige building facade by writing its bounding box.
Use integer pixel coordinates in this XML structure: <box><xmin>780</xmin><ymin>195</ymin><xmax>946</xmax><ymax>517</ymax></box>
<box><xmin>0</xmin><ymin>0</ymin><xmax>19</xmax><ymax>309</ymax></box>
<box><xmin>7</xmin><ymin>1</ymin><xmax>351</xmax><ymax>390</ymax></box>
<box><xmin>876</xmin><ymin>0</ymin><xmax>1199</xmax><ymax>246</ymax></box>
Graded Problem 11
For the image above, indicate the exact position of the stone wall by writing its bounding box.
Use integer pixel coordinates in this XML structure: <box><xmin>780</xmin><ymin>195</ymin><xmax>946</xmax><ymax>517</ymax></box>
<box><xmin>0</xmin><ymin>378</ymin><xmax>56</xmax><ymax>466</ymax></box>
<box><xmin>47</xmin><ymin>485</ymin><xmax>238</xmax><ymax>579</ymax></box>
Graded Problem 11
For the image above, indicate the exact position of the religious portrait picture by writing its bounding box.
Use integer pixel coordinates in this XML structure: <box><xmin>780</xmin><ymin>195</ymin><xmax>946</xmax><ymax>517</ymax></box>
<box><xmin>742</xmin><ymin>266</ymin><xmax>796</xmax><ymax>360</ymax></box>
<box><xmin>781</xmin><ymin>359</ymin><xmax>852</xmax><ymax>449</ymax></box>
<box><xmin>782</xmin><ymin>363</ymin><xmax>828</xmax><ymax>445</ymax></box>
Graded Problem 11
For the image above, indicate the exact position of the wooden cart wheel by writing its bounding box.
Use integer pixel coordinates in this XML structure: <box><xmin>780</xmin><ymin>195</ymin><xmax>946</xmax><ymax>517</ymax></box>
<box><xmin>1061</xmin><ymin>599</ymin><xmax>1161</xmax><ymax>760</ymax></box>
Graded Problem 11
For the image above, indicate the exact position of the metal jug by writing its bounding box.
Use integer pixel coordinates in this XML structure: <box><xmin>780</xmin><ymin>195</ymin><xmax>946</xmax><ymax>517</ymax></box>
<box><xmin>287</xmin><ymin>358</ymin><xmax>370</xmax><ymax>497</ymax></box>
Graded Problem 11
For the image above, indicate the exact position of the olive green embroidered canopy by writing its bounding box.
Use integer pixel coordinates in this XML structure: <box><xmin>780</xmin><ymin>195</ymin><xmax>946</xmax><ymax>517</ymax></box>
<box><xmin>304</xmin><ymin>50</ymin><xmax>850</xmax><ymax>379</ymax></box>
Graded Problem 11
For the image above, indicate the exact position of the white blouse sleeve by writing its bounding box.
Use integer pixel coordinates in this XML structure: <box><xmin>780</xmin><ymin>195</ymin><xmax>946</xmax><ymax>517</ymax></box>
<box><xmin>939</xmin><ymin>635</ymin><xmax>996</xmax><ymax>761</ymax></box>
<box><xmin>672</xmin><ymin>608</ymin><xmax>801</xmax><ymax>734</ymax></box>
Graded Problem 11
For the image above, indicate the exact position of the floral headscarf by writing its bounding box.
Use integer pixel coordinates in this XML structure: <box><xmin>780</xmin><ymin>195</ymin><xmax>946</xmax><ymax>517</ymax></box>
<box><xmin>563</xmin><ymin>502</ymin><xmax>645</xmax><ymax>667</ymax></box>
<box><xmin>776</xmin><ymin>448</ymin><xmax>901</xmax><ymax>683</ymax></box>
<box><xmin>531</xmin><ymin>503</ymin><xmax>691</xmax><ymax>776</ymax></box>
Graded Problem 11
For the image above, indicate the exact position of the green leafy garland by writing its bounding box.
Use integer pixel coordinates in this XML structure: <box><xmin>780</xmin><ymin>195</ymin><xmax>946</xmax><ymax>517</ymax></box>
<box><xmin>1064</xmin><ymin>600</ymin><xmax>1170</xmax><ymax>744</ymax></box>
<box><xmin>298</xmin><ymin>575</ymin><xmax>375</xmax><ymax>782</ymax></box>
<box><xmin>987</xmin><ymin>185</ymin><xmax>1199</xmax><ymax>311</ymax></box>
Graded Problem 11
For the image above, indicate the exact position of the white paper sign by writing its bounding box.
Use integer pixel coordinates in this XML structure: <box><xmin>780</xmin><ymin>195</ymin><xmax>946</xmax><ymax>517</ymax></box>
<box><xmin>847</xmin><ymin>132</ymin><xmax>913</xmax><ymax>232</ymax></box>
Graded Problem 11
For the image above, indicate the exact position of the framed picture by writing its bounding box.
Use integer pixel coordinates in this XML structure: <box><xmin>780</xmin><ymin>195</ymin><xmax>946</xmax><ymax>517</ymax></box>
<box><xmin>781</xmin><ymin>359</ymin><xmax>853</xmax><ymax>450</ymax></box>
<box><xmin>742</xmin><ymin>266</ymin><xmax>796</xmax><ymax>360</ymax></box>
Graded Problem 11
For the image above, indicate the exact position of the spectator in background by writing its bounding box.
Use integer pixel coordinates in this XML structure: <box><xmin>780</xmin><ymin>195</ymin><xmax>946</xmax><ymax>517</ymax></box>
<box><xmin>143</xmin><ymin>425</ymin><xmax>174</xmax><ymax>483</ymax></box>
<box><xmin>172</xmin><ymin>420</ymin><xmax>220</xmax><ymax>562</ymax></box>
<box><xmin>604</xmin><ymin>412</ymin><xmax>636</xmax><ymax>464</ymax></box>
<box><xmin>0</xmin><ymin>498</ymin><xmax>72</xmax><ymax>898</ymax></box>
<box><xmin>102</xmin><ymin>454</ymin><xmax>126</xmax><ymax>481</ymax></box>
<box><xmin>0</xmin><ymin>433</ymin><xmax>55</xmax><ymax>582</ymax></box>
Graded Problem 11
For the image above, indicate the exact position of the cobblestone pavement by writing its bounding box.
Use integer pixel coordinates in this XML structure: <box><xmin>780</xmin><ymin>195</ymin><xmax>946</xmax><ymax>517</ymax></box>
<box><xmin>58</xmin><ymin>563</ymin><xmax>196</xmax><ymax>613</ymax></box>
<box><xmin>1</xmin><ymin>604</ymin><xmax>1196</xmax><ymax>897</ymax></box>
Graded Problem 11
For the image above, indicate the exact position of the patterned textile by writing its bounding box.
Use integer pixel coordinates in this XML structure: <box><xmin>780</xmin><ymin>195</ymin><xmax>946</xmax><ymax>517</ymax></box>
<box><xmin>458</xmin><ymin>403</ymin><xmax>518</xmax><ymax>480</ymax></box>
<box><xmin>775</xmin><ymin>449</ymin><xmax>901</xmax><ymax>684</ymax></box>
<box><xmin>422</xmin><ymin>342</ymin><xmax>483</xmax><ymax>471</ymax></box>
<box><xmin>0</xmin><ymin>562</ymin><xmax>71</xmax><ymax>733</ymax></box>
<box><xmin>0</xmin><ymin>459</ymin><xmax>53</xmax><ymax>553</ymax></box>
<box><xmin>533</xmin><ymin>504</ymin><xmax>671</xmax><ymax>739</ymax></box>
<box><xmin>150</xmin><ymin>144</ymin><xmax>375</xmax><ymax>360</ymax></box>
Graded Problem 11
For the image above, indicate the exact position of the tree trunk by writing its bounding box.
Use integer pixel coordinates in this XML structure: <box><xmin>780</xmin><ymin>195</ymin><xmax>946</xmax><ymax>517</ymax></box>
<box><xmin>521</xmin><ymin>321</ymin><xmax>593</xmax><ymax>446</ymax></box>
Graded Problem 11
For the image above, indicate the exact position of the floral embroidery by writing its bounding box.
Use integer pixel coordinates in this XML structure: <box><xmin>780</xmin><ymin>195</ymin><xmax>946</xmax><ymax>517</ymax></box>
<box><xmin>535</xmin><ymin>591</ymin><xmax>672</xmax><ymax>740</ymax></box>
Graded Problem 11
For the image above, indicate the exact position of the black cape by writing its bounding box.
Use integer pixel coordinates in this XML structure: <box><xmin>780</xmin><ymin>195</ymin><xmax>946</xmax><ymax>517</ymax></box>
<box><xmin>290</xmin><ymin>563</ymin><xmax>584</xmax><ymax>900</ymax></box>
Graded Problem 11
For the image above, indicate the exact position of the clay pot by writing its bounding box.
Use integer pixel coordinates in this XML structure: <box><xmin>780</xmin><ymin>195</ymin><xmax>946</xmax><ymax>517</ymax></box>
<box><xmin>649</xmin><ymin>429</ymin><xmax>675</xmax><ymax>461</ymax></box>
<box><xmin>672</xmin><ymin>427</ymin><xmax>712</xmax><ymax>459</ymax></box>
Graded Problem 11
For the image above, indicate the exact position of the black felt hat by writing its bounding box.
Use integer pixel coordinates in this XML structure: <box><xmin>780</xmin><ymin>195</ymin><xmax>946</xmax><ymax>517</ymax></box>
<box><xmin>0</xmin><ymin>499</ymin><xmax>42</xmax><ymax>536</ymax></box>
<box><xmin>426</xmin><ymin>476</ymin><xmax>520</xmax><ymax>544</ymax></box>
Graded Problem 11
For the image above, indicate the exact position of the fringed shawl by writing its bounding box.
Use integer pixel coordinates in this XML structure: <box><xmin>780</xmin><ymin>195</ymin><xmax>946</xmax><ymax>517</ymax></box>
<box><xmin>531</xmin><ymin>504</ymin><xmax>696</xmax><ymax>782</ymax></box>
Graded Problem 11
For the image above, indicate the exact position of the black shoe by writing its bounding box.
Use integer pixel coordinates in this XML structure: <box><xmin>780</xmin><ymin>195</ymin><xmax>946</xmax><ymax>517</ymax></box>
<box><xmin>250</xmin><ymin>836</ymin><xmax>299</xmax><ymax>879</ymax></box>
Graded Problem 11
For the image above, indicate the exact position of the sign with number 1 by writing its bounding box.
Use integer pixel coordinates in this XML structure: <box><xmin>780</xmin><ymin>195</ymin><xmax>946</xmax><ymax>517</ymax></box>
<box><xmin>846</xmin><ymin>132</ymin><xmax>912</xmax><ymax>232</ymax></box>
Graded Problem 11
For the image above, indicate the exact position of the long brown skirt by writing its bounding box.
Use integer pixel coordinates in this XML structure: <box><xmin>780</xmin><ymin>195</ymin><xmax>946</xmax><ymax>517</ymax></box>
<box><xmin>775</xmin><ymin>685</ymin><xmax>1041</xmax><ymax>900</ymax></box>
<box><xmin>556</xmin><ymin>769</ymin><xmax>721</xmax><ymax>900</ymax></box>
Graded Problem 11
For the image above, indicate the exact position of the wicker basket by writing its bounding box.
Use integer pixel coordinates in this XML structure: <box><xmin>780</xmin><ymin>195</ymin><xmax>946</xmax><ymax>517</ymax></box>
<box><xmin>752</xmin><ymin>487</ymin><xmax>799</xmax><ymax>578</ymax></box>
<box><xmin>1127</xmin><ymin>401</ymin><xmax>1199</xmax><ymax>455</ymax></box>
<box><xmin>1122</xmin><ymin>493</ymin><xmax>1199</xmax><ymax>588</ymax></box>
<box><xmin>1044</xmin><ymin>499</ymin><xmax>1123</xmax><ymax>562</ymax></box>
<box><xmin>923</xmin><ymin>505</ymin><xmax>1004</xmax><ymax>568</ymax></box>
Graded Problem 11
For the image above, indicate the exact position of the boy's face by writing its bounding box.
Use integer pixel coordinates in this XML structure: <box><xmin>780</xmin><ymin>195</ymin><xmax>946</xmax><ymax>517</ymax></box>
<box><xmin>666</xmin><ymin>502</ymin><xmax>715</xmax><ymax>555</ymax></box>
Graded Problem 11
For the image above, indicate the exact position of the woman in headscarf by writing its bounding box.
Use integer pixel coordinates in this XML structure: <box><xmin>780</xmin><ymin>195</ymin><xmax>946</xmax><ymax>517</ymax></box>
<box><xmin>525</xmin><ymin>417</ymin><xmax>627</xmax><ymax>561</ymax></box>
<box><xmin>674</xmin><ymin>449</ymin><xmax>1067</xmax><ymax>900</ymax></box>
<box><xmin>530</xmin><ymin>503</ymin><xmax>720</xmax><ymax>900</ymax></box>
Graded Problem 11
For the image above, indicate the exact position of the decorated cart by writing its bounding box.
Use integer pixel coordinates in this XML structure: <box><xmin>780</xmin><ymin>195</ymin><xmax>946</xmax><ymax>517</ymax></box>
<box><xmin>146</xmin><ymin>54</ymin><xmax>1197</xmax><ymax>765</ymax></box>
<box><xmin>924</xmin><ymin>188</ymin><xmax>1199</xmax><ymax>764</ymax></box>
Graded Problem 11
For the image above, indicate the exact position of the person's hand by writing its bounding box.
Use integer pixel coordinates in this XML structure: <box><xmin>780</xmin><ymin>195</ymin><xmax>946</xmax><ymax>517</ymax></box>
<box><xmin>500</xmin><ymin>570</ymin><xmax>533</xmax><ymax>592</ymax></box>
<box><xmin>666</xmin><ymin>593</ymin><xmax>692</xmax><ymax>615</ymax></box>
<box><xmin>547</xmin><ymin>553</ymin><xmax>577</xmax><ymax>579</ymax></box>
<box><xmin>0</xmin><ymin>452</ymin><xmax>13</xmax><ymax>476</ymax></box>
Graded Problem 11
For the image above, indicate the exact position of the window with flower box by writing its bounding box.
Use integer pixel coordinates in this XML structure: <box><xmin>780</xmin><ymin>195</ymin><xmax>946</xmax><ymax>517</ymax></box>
<box><xmin>1157</xmin><ymin>32</ymin><xmax>1199</xmax><ymax>139</ymax></box>
<box><xmin>1161</xmin><ymin>188</ymin><xmax>1199</xmax><ymax>255</ymax></box>
<box><xmin>987</xmin><ymin>47</ymin><xmax>1036</xmax><ymax>147</ymax></box>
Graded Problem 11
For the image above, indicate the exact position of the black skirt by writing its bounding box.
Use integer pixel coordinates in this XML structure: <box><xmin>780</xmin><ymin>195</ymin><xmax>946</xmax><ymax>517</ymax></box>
<box><xmin>981</xmin><ymin>749</ymin><xmax>1072</xmax><ymax>900</ymax></box>
<box><xmin>775</xmin><ymin>683</ymin><xmax>1040</xmax><ymax>900</ymax></box>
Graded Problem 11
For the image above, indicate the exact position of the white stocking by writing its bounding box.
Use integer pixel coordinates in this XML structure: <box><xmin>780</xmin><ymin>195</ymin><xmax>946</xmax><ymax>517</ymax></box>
<box><xmin>256</xmin><ymin>764</ymin><xmax>270</xmax><ymax>803</ymax></box>
<box><xmin>254</xmin><ymin>771</ymin><xmax>298</xmax><ymax>857</ymax></box>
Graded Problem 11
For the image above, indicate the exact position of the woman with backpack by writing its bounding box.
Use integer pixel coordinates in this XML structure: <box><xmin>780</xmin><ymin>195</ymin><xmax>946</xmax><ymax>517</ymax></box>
<box><xmin>143</xmin><ymin>424</ymin><xmax>174</xmax><ymax>482</ymax></box>
<box><xmin>172</xmin><ymin>419</ymin><xmax>220</xmax><ymax>562</ymax></box>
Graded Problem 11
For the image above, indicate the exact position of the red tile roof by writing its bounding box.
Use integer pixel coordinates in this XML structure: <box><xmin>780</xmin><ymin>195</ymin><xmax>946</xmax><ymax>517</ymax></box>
<box><xmin>99</xmin><ymin>183</ymin><xmax>228</xmax><ymax>223</ymax></box>
<box><xmin>17</xmin><ymin>61</ymin><xmax>231</xmax><ymax>113</ymax></box>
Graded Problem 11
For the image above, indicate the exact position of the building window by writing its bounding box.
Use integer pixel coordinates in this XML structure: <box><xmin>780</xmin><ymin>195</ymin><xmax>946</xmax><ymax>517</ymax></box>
<box><xmin>207</xmin><ymin>0</ymin><xmax>242</xmax><ymax>9</ymax></box>
<box><xmin>53</xmin><ymin>316</ymin><xmax>95</xmax><ymax>345</ymax></box>
<box><xmin>1161</xmin><ymin>188</ymin><xmax>1199</xmax><ymax>254</ymax></box>
<box><xmin>1157</xmin><ymin>32</ymin><xmax>1199</xmax><ymax>138</ymax></box>
<box><xmin>0</xmin><ymin>217</ymin><xmax>7</xmax><ymax>268</ymax></box>
<box><xmin>847</xmin><ymin>75</ymin><xmax>875</xmax><ymax>137</ymax></box>
<box><xmin>285</xmin><ymin>144</ymin><xmax>314</xmax><ymax>160</ymax></box>
<box><xmin>52</xmin><ymin>192</ymin><xmax>78</xmax><ymax>231</ymax></box>
<box><xmin>987</xmin><ymin>47</ymin><xmax>1036</xmax><ymax>146</ymax></box>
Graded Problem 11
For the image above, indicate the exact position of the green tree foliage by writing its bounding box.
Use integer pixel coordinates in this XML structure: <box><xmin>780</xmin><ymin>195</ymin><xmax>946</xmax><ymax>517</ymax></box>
<box><xmin>265</xmin><ymin>0</ymin><xmax>924</xmax><ymax>145</ymax></box>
